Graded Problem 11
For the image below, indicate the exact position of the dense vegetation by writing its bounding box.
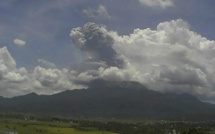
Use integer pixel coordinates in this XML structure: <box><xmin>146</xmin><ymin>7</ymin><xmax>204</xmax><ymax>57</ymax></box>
<box><xmin>1</xmin><ymin>80</ymin><xmax>215</xmax><ymax>133</ymax></box>
<box><xmin>1</xmin><ymin>113</ymin><xmax>215</xmax><ymax>134</ymax></box>
<box><xmin>0</xmin><ymin>115</ymin><xmax>117</xmax><ymax>134</ymax></box>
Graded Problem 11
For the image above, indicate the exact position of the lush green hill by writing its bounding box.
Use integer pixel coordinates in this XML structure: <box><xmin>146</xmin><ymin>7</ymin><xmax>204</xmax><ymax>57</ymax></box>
<box><xmin>0</xmin><ymin>79</ymin><xmax>215</xmax><ymax>120</ymax></box>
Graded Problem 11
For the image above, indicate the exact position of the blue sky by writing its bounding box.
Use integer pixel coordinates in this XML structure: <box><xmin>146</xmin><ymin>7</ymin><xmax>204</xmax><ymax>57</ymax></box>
<box><xmin>0</xmin><ymin>0</ymin><xmax>214</xmax><ymax>69</ymax></box>
<box><xmin>1</xmin><ymin>0</ymin><xmax>215</xmax><ymax>102</ymax></box>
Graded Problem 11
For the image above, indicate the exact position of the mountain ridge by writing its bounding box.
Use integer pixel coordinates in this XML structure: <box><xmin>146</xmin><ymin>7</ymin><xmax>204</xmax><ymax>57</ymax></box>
<box><xmin>0</xmin><ymin>80</ymin><xmax>215</xmax><ymax>120</ymax></box>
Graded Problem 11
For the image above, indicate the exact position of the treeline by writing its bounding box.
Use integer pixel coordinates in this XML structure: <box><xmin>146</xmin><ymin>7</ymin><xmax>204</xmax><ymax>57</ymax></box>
<box><xmin>0</xmin><ymin>113</ymin><xmax>215</xmax><ymax>134</ymax></box>
<box><xmin>75</xmin><ymin>120</ymin><xmax>213</xmax><ymax>134</ymax></box>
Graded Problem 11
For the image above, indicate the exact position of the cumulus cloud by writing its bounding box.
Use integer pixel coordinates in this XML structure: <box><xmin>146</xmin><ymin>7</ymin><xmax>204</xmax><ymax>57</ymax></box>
<box><xmin>106</xmin><ymin>19</ymin><xmax>215</xmax><ymax>102</ymax></box>
<box><xmin>32</xmin><ymin>67</ymin><xmax>85</xmax><ymax>92</ymax></box>
<box><xmin>83</xmin><ymin>5</ymin><xmax>111</xmax><ymax>21</ymax></box>
<box><xmin>14</xmin><ymin>39</ymin><xmax>26</xmax><ymax>46</ymax></box>
<box><xmin>0</xmin><ymin>47</ymin><xmax>86</xmax><ymax>97</ymax></box>
<box><xmin>3</xmin><ymin>19</ymin><xmax>215</xmax><ymax>103</ymax></box>
<box><xmin>139</xmin><ymin>0</ymin><xmax>174</xmax><ymax>9</ymax></box>
<box><xmin>159</xmin><ymin>66</ymin><xmax>207</xmax><ymax>86</ymax></box>
<box><xmin>70</xmin><ymin>19</ymin><xmax>215</xmax><ymax>102</ymax></box>
<box><xmin>69</xmin><ymin>20</ymin><xmax>215</xmax><ymax>102</ymax></box>
<box><xmin>0</xmin><ymin>47</ymin><xmax>30</xmax><ymax>96</ymax></box>
<box><xmin>38</xmin><ymin>58</ymin><xmax>56</xmax><ymax>68</ymax></box>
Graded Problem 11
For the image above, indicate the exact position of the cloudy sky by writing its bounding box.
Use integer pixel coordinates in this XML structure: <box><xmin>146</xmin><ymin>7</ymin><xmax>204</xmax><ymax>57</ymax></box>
<box><xmin>0</xmin><ymin>0</ymin><xmax>215</xmax><ymax>102</ymax></box>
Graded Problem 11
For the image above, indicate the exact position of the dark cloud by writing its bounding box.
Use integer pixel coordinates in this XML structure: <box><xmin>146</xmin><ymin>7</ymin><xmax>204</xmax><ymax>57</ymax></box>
<box><xmin>70</xmin><ymin>22</ymin><xmax>124</xmax><ymax>68</ymax></box>
<box><xmin>159</xmin><ymin>66</ymin><xmax>207</xmax><ymax>87</ymax></box>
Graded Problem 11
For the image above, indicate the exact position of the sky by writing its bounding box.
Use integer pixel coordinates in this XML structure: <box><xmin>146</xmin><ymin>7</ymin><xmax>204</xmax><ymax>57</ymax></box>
<box><xmin>0</xmin><ymin>0</ymin><xmax>215</xmax><ymax>103</ymax></box>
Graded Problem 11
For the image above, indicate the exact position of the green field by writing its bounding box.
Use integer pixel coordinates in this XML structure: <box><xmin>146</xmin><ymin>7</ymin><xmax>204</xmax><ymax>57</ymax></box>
<box><xmin>0</xmin><ymin>118</ymin><xmax>117</xmax><ymax>134</ymax></box>
<box><xmin>2</xmin><ymin>114</ymin><xmax>215</xmax><ymax>134</ymax></box>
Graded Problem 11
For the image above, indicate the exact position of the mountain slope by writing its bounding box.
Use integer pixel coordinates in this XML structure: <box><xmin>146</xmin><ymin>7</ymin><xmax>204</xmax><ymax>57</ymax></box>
<box><xmin>0</xmin><ymin>80</ymin><xmax>215</xmax><ymax>120</ymax></box>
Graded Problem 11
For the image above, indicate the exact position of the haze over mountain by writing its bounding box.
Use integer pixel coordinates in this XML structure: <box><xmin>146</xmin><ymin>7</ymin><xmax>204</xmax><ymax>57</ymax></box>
<box><xmin>0</xmin><ymin>80</ymin><xmax>215</xmax><ymax>121</ymax></box>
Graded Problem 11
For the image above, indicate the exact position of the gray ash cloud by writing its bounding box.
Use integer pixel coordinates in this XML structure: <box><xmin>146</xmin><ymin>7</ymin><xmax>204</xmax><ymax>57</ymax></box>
<box><xmin>70</xmin><ymin>22</ymin><xmax>124</xmax><ymax>68</ymax></box>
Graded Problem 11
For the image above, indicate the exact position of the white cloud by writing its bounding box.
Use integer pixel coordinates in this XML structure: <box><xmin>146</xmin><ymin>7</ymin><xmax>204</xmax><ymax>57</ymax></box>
<box><xmin>3</xmin><ymin>19</ymin><xmax>215</xmax><ymax>103</ymax></box>
<box><xmin>107</xmin><ymin>19</ymin><xmax>215</xmax><ymax>101</ymax></box>
<box><xmin>0</xmin><ymin>47</ymin><xmax>86</xmax><ymax>97</ymax></box>
<box><xmin>38</xmin><ymin>58</ymin><xmax>56</xmax><ymax>68</ymax></box>
<box><xmin>0</xmin><ymin>47</ymin><xmax>30</xmax><ymax>96</ymax></box>
<box><xmin>29</xmin><ymin>66</ymin><xmax>88</xmax><ymax>94</ymax></box>
<box><xmin>69</xmin><ymin>19</ymin><xmax>215</xmax><ymax>102</ymax></box>
<box><xmin>4</xmin><ymin>72</ymin><xmax>28</xmax><ymax>82</ymax></box>
<box><xmin>139</xmin><ymin>0</ymin><xmax>174</xmax><ymax>9</ymax></box>
<box><xmin>83</xmin><ymin>5</ymin><xmax>111</xmax><ymax>21</ymax></box>
<box><xmin>14</xmin><ymin>39</ymin><xmax>26</xmax><ymax>46</ymax></box>
<box><xmin>0</xmin><ymin>47</ymin><xmax>16</xmax><ymax>71</ymax></box>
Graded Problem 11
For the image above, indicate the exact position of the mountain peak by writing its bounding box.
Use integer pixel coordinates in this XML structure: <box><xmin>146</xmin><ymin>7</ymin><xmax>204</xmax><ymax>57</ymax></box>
<box><xmin>15</xmin><ymin>92</ymin><xmax>38</xmax><ymax>98</ymax></box>
<box><xmin>0</xmin><ymin>80</ymin><xmax>214</xmax><ymax>120</ymax></box>
<box><xmin>26</xmin><ymin>92</ymin><xmax>38</xmax><ymax>96</ymax></box>
<box><xmin>89</xmin><ymin>79</ymin><xmax>146</xmax><ymax>90</ymax></box>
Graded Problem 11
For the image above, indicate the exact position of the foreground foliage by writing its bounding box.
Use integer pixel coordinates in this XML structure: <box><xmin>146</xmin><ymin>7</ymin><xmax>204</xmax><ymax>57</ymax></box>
<box><xmin>1</xmin><ymin>113</ymin><xmax>215</xmax><ymax>134</ymax></box>
<box><xmin>0</xmin><ymin>117</ymin><xmax>117</xmax><ymax>134</ymax></box>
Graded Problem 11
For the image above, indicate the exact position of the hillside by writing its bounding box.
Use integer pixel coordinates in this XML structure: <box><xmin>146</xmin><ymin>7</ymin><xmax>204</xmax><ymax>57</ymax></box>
<box><xmin>0</xmin><ymin>80</ymin><xmax>215</xmax><ymax>120</ymax></box>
